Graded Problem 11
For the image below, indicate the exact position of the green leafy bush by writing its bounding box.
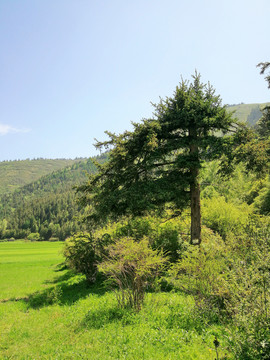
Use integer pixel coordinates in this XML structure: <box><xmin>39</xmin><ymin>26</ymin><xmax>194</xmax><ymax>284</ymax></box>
<box><xmin>27</xmin><ymin>232</ymin><xmax>40</xmax><ymax>241</ymax></box>
<box><xmin>100</xmin><ymin>216</ymin><xmax>187</xmax><ymax>262</ymax></box>
<box><xmin>170</xmin><ymin>228</ymin><xmax>229</xmax><ymax>313</ymax></box>
<box><xmin>202</xmin><ymin>196</ymin><xmax>250</xmax><ymax>239</ymax></box>
<box><xmin>225</xmin><ymin>225</ymin><xmax>270</xmax><ymax>359</ymax></box>
<box><xmin>63</xmin><ymin>232</ymin><xmax>102</xmax><ymax>283</ymax></box>
<box><xmin>254</xmin><ymin>183</ymin><xmax>270</xmax><ymax>215</ymax></box>
<box><xmin>151</xmin><ymin>221</ymin><xmax>187</xmax><ymax>262</ymax></box>
<box><xmin>114</xmin><ymin>217</ymin><xmax>153</xmax><ymax>240</ymax></box>
<box><xmin>98</xmin><ymin>237</ymin><xmax>167</xmax><ymax>310</ymax></box>
<box><xmin>116</xmin><ymin>216</ymin><xmax>188</xmax><ymax>261</ymax></box>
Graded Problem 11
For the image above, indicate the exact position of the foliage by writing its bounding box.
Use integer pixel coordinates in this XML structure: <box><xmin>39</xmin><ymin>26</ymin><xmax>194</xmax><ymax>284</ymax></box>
<box><xmin>0</xmin><ymin>241</ymin><xmax>232</xmax><ymax>360</ymax></box>
<box><xmin>170</xmin><ymin>228</ymin><xmax>229</xmax><ymax>312</ymax></box>
<box><xmin>79</xmin><ymin>73</ymin><xmax>237</xmax><ymax>244</ymax></box>
<box><xmin>152</xmin><ymin>221</ymin><xmax>185</xmax><ymax>262</ymax></box>
<box><xmin>0</xmin><ymin>219</ymin><xmax>7</xmax><ymax>238</ymax></box>
<box><xmin>257</xmin><ymin>62</ymin><xmax>270</xmax><ymax>88</ymax></box>
<box><xmin>202</xmin><ymin>196</ymin><xmax>250</xmax><ymax>239</ymax></box>
<box><xmin>234</xmin><ymin>134</ymin><xmax>270</xmax><ymax>176</ymax></box>
<box><xmin>225</xmin><ymin>223</ymin><xmax>270</xmax><ymax>359</ymax></box>
<box><xmin>27</xmin><ymin>232</ymin><xmax>40</xmax><ymax>241</ymax></box>
<box><xmin>98</xmin><ymin>237</ymin><xmax>167</xmax><ymax>310</ymax></box>
<box><xmin>94</xmin><ymin>215</ymin><xmax>188</xmax><ymax>262</ymax></box>
<box><xmin>0</xmin><ymin>155</ymin><xmax>107</xmax><ymax>241</ymax></box>
<box><xmin>63</xmin><ymin>232</ymin><xmax>102</xmax><ymax>283</ymax></box>
<box><xmin>253</xmin><ymin>181</ymin><xmax>270</xmax><ymax>214</ymax></box>
<box><xmin>168</xmin><ymin>215</ymin><xmax>270</xmax><ymax>359</ymax></box>
<box><xmin>255</xmin><ymin>62</ymin><xmax>270</xmax><ymax>140</ymax></box>
<box><xmin>201</xmin><ymin>162</ymin><xmax>257</xmax><ymax>207</ymax></box>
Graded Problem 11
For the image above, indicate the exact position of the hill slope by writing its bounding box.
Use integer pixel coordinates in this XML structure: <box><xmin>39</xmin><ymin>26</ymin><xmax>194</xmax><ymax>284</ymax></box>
<box><xmin>0</xmin><ymin>158</ymin><xmax>85</xmax><ymax>195</ymax></box>
<box><xmin>0</xmin><ymin>155</ymin><xmax>108</xmax><ymax>240</ymax></box>
<box><xmin>227</xmin><ymin>102</ymin><xmax>269</xmax><ymax>126</ymax></box>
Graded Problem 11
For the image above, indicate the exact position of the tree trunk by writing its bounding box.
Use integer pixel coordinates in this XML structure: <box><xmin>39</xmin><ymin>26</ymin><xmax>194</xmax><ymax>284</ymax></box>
<box><xmin>189</xmin><ymin>125</ymin><xmax>202</xmax><ymax>245</ymax></box>
<box><xmin>190</xmin><ymin>173</ymin><xmax>201</xmax><ymax>245</ymax></box>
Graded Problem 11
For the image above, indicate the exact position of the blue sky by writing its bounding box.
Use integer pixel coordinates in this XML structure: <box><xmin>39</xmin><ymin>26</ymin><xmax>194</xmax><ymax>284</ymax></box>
<box><xmin>0</xmin><ymin>0</ymin><xmax>269</xmax><ymax>161</ymax></box>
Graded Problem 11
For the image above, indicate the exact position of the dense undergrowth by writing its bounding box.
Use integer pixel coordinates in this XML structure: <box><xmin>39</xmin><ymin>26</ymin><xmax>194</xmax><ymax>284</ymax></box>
<box><xmin>1</xmin><ymin>160</ymin><xmax>270</xmax><ymax>358</ymax></box>
<box><xmin>62</xmin><ymin>162</ymin><xmax>270</xmax><ymax>359</ymax></box>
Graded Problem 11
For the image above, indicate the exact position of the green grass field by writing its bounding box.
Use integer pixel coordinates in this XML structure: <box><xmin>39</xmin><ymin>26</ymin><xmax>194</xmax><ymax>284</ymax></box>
<box><xmin>0</xmin><ymin>241</ymin><xmax>232</xmax><ymax>359</ymax></box>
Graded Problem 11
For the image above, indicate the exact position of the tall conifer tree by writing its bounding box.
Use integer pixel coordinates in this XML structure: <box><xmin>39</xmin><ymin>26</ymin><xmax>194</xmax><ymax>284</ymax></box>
<box><xmin>79</xmin><ymin>73</ymin><xmax>236</xmax><ymax>244</ymax></box>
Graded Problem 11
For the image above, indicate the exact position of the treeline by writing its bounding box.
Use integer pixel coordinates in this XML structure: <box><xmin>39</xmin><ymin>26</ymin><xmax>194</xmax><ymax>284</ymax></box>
<box><xmin>0</xmin><ymin>154</ymin><xmax>108</xmax><ymax>241</ymax></box>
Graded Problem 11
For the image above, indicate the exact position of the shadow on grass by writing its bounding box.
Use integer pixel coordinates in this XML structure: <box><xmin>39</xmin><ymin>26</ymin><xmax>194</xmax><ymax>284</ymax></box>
<box><xmin>4</xmin><ymin>267</ymin><xmax>108</xmax><ymax>309</ymax></box>
<box><xmin>79</xmin><ymin>305</ymin><xmax>136</xmax><ymax>330</ymax></box>
<box><xmin>43</xmin><ymin>269</ymin><xmax>75</xmax><ymax>284</ymax></box>
<box><xmin>26</xmin><ymin>274</ymin><xmax>107</xmax><ymax>309</ymax></box>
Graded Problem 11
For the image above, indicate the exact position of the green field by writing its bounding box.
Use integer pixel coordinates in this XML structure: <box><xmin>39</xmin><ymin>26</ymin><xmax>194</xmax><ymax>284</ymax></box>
<box><xmin>0</xmin><ymin>241</ymin><xmax>231</xmax><ymax>359</ymax></box>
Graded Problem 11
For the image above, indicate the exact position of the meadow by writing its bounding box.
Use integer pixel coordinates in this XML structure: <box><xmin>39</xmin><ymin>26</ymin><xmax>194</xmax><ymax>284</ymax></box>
<box><xmin>0</xmin><ymin>241</ymin><xmax>231</xmax><ymax>359</ymax></box>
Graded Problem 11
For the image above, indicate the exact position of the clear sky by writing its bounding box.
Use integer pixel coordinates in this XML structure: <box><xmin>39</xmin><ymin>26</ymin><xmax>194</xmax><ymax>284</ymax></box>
<box><xmin>0</xmin><ymin>0</ymin><xmax>269</xmax><ymax>161</ymax></box>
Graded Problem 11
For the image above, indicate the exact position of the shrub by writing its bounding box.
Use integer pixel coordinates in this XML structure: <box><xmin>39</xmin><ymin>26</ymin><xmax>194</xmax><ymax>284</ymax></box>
<box><xmin>170</xmin><ymin>228</ymin><xmax>230</xmax><ymax>313</ymax></box>
<box><xmin>226</xmin><ymin>226</ymin><xmax>270</xmax><ymax>359</ymax></box>
<box><xmin>63</xmin><ymin>232</ymin><xmax>102</xmax><ymax>283</ymax></box>
<box><xmin>28</xmin><ymin>232</ymin><xmax>40</xmax><ymax>241</ymax></box>
<box><xmin>114</xmin><ymin>217</ymin><xmax>153</xmax><ymax>240</ymax></box>
<box><xmin>254</xmin><ymin>184</ymin><xmax>270</xmax><ymax>215</ymax></box>
<box><xmin>202</xmin><ymin>196</ymin><xmax>250</xmax><ymax>239</ymax></box>
<box><xmin>151</xmin><ymin>221</ymin><xmax>187</xmax><ymax>262</ymax></box>
<box><xmin>100</xmin><ymin>216</ymin><xmax>187</xmax><ymax>262</ymax></box>
<box><xmin>98</xmin><ymin>237</ymin><xmax>167</xmax><ymax>310</ymax></box>
<box><xmin>48</xmin><ymin>237</ymin><xmax>59</xmax><ymax>242</ymax></box>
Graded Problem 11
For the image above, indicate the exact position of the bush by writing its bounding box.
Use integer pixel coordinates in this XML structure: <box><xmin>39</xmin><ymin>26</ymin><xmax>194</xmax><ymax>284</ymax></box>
<box><xmin>114</xmin><ymin>217</ymin><xmax>153</xmax><ymax>240</ymax></box>
<box><xmin>98</xmin><ymin>237</ymin><xmax>167</xmax><ymax>310</ymax></box>
<box><xmin>170</xmin><ymin>228</ymin><xmax>229</xmax><ymax>312</ymax></box>
<box><xmin>48</xmin><ymin>237</ymin><xmax>59</xmax><ymax>242</ymax></box>
<box><xmin>254</xmin><ymin>184</ymin><xmax>270</xmax><ymax>215</ymax></box>
<box><xmin>202</xmin><ymin>196</ymin><xmax>250</xmax><ymax>239</ymax></box>
<box><xmin>28</xmin><ymin>232</ymin><xmax>40</xmax><ymax>241</ymax></box>
<box><xmin>151</xmin><ymin>221</ymin><xmax>187</xmax><ymax>262</ymax></box>
<box><xmin>225</xmin><ymin>226</ymin><xmax>270</xmax><ymax>359</ymax></box>
<box><xmin>100</xmin><ymin>216</ymin><xmax>187</xmax><ymax>263</ymax></box>
<box><xmin>63</xmin><ymin>232</ymin><xmax>102</xmax><ymax>283</ymax></box>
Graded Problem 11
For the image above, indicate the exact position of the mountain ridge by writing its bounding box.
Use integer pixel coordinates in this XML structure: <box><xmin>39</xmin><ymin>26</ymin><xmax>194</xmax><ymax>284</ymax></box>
<box><xmin>0</xmin><ymin>158</ymin><xmax>86</xmax><ymax>196</ymax></box>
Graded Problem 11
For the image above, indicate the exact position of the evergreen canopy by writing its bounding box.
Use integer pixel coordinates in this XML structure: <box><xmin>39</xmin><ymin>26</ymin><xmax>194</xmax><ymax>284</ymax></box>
<box><xmin>256</xmin><ymin>62</ymin><xmax>270</xmax><ymax>139</ymax></box>
<box><xmin>79</xmin><ymin>73</ymin><xmax>237</xmax><ymax>243</ymax></box>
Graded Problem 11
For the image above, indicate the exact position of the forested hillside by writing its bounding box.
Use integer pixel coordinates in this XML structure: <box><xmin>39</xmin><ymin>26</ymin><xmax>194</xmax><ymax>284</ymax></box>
<box><xmin>0</xmin><ymin>154</ymin><xmax>108</xmax><ymax>241</ymax></box>
<box><xmin>0</xmin><ymin>158</ymin><xmax>84</xmax><ymax>195</ymax></box>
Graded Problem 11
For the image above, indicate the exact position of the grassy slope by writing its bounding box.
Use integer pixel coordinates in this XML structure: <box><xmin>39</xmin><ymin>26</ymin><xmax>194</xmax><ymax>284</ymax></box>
<box><xmin>226</xmin><ymin>102</ymin><xmax>269</xmax><ymax>125</ymax></box>
<box><xmin>0</xmin><ymin>158</ymin><xmax>85</xmax><ymax>195</ymax></box>
<box><xmin>0</xmin><ymin>241</ymin><xmax>231</xmax><ymax>359</ymax></box>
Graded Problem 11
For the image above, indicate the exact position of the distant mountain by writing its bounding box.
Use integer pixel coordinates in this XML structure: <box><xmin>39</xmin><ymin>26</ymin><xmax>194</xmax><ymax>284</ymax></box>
<box><xmin>227</xmin><ymin>103</ymin><xmax>269</xmax><ymax>126</ymax></box>
<box><xmin>0</xmin><ymin>158</ymin><xmax>85</xmax><ymax>195</ymax></box>
<box><xmin>0</xmin><ymin>154</ymin><xmax>108</xmax><ymax>241</ymax></box>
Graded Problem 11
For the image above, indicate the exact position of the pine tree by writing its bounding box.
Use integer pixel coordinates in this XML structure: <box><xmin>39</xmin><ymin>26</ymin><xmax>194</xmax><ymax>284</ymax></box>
<box><xmin>79</xmin><ymin>73</ymin><xmax>236</xmax><ymax>244</ymax></box>
<box><xmin>256</xmin><ymin>62</ymin><xmax>270</xmax><ymax>138</ymax></box>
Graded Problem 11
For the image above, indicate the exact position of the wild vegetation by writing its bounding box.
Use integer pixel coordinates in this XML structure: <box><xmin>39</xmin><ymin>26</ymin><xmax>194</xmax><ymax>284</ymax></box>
<box><xmin>72</xmin><ymin>68</ymin><xmax>270</xmax><ymax>358</ymax></box>
<box><xmin>1</xmin><ymin>65</ymin><xmax>270</xmax><ymax>359</ymax></box>
<box><xmin>0</xmin><ymin>241</ymin><xmax>231</xmax><ymax>359</ymax></box>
